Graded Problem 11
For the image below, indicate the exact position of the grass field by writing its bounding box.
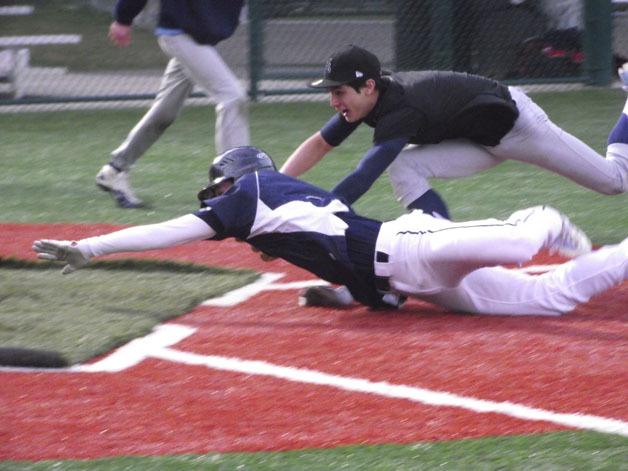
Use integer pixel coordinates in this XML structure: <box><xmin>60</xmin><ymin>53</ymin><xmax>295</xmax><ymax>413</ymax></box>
<box><xmin>0</xmin><ymin>258</ymin><xmax>257</xmax><ymax>364</ymax></box>
<box><xmin>1</xmin><ymin>432</ymin><xmax>626</xmax><ymax>470</ymax></box>
<box><xmin>1</xmin><ymin>90</ymin><xmax>627</xmax><ymax>468</ymax></box>
<box><xmin>2</xmin><ymin>0</ymin><xmax>167</xmax><ymax>71</ymax></box>
<box><xmin>1</xmin><ymin>89</ymin><xmax>627</xmax><ymax>241</ymax></box>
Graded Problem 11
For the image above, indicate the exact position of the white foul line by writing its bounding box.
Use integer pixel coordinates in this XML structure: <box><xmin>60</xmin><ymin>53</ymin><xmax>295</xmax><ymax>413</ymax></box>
<box><xmin>5</xmin><ymin>263</ymin><xmax>625</xmax><ymax>437</ymax></box>
<box><xmin>72</xmin><ymin>324</ymin><xmax>196</xmax><ymax>373</ymax></box>
<box><xmin>201</xmin><ymin>272</ymin><xmax>285</xmax><ymax>307</ymax></box>
<box><xmin>201</xmin><ymin>272</ymin><xmax>328</xmax><ymax>307</ymax></box>
<box><xmin>153</xmin><ymin>345</ymin><xmax>628</xmax><ymax>438</ymax></box>
<box><xmin>68</xmin><ymin>324</ymin><xmax>628</xmax><ymax>437</ymax></box>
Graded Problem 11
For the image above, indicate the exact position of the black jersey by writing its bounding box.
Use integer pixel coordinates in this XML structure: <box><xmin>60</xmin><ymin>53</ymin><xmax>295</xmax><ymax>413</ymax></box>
<box><xmin>322</xmin><ymin>71</ymin><xmax>520</xmax><ymax>204</ymax></box>
<box><xmin>322</xmin><ymin>71</ymin><xmax>519</xmax><ymax>148</ymax></box>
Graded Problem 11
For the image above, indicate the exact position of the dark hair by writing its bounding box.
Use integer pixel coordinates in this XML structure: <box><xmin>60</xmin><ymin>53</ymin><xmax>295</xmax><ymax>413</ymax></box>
<box><xmin>347</xmin><ymin>75</ymin><xmax>383</xmax><ymax>93</ymax></box>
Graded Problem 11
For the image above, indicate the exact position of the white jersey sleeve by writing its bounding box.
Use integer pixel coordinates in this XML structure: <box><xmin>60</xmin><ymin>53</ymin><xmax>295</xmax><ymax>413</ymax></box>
<box><xmin>77</xmin><ymin>214</ymin><xmax>215</xmax><ymax>258</ymax></box>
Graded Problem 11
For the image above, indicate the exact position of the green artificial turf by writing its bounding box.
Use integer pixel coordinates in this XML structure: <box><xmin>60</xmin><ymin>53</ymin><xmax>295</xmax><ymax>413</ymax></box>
<box><xmin>1</xmin><ymin>431</ymin><xmax>626</xmax><ymax>470</ymax></box>
<box><xmin>1</xmin><ymin>90</ymin><xmax>627</xmax><ymax>242</ymax></box>
<box><xmin>1</xmin><ymin>77</ymin><xmax>627</xmax><ymax>470</ymax></box>
<box><xmin>1</xmin><ymin>0</ymin><xmax>167</xmax><ymax>71</ymax></box>
<box><xmin>0</xmin><ymin>258</ymin><xmax>257</xmax><ymax>365</ymax></box>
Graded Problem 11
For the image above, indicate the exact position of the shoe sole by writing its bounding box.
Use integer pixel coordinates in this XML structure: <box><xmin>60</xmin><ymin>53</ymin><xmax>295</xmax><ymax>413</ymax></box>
<box><xmin>96</xmin><ymin>181</ymin><xmax>144</xmax><ymax>209</ymax></box>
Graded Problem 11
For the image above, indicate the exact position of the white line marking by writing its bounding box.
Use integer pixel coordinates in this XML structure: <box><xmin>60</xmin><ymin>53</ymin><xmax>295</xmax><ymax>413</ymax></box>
<box><xmin>150</xmin><ymin>326</ymin><xmax>628</xmax><ymax>438</ymax></box>
<box><xmin>72</xmin><ymin>324</ymin><xmax>196</xmax><ymax>373</ymax></box>
<box><xmin>0</xmin><ymin>35</ymin><xmax>82</xmax><ymax>47</ymax></box>
<box><xmin>202</xmin><ymin>272</ymin><xmax>285</xmax><ymax>306</ymax></box>
<box><xmin>201</xmin><ymin>273</ymin><xmax>328</xmax><ymax>306</ymax></box>
<box><xmin>0</xmin><ymin>6</ymin><xmax>34</xmax><ymax>15</ymax></box>
<box><xmin>0</xmin><ymin>325</ymin><xmax>195</xmax><ymax>373</ymax></box>
<box><xmin>4</xmin><ymin>323</ymin><xmax>627</xmax><ymax>437</ymax></box>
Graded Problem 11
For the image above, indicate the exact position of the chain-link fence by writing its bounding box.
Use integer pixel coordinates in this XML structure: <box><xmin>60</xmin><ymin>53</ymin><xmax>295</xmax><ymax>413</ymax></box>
<box><xmin>1</xmin><ymin>0</ymin><xmax>627</xmax><ymax>106</ymax></box>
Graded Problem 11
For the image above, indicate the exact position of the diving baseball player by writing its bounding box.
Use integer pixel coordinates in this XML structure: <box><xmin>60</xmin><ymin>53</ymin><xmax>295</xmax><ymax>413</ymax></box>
<box><xmin>34</xmin><ymin>147</ymin><xmax>628</xmax><ymax>316</ymax></box>
<box><xmin>282</xmin><ymin>45</ymin><xmax>628</xmax><ymax>219</ymax></box>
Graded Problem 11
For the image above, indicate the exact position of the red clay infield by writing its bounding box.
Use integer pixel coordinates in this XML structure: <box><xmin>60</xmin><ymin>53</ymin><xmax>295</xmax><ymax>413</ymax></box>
<box><xmin>0</xmin><ymin>223</ymin><xmax>626</xmax><ymax>460</ymax></box>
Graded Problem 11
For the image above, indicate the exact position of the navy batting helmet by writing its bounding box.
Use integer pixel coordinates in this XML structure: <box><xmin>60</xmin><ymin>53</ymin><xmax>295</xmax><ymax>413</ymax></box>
<box><xmin>197</xmin><ymin>146</ymin><xmax>277</xmax><ymax>202</ymax></box>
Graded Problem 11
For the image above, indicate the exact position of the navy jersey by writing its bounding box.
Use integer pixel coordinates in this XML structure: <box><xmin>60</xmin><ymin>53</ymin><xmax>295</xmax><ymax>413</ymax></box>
<box><xmin>115</xmin><ymin>0</ymin><xmax>244</xmax><ymax>45</ymax></box>
<box><xmin>194</xmin><ymin>171</ymin><xmax>390</xmax><ymax>308</ymax></box>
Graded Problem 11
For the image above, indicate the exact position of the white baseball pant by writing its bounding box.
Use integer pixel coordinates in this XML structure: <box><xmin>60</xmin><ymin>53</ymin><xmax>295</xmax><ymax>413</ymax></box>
<box><xmin>388</xmin><ymin>87</ymin><xmax>628</xmax><ymax>207</ymax></box>
<box><xmin>111</xmin><ymin>33</ymin><xmax>249</xmax><ymax>171</ymax></box>
<box><xmin>374</xmin><ymin>206</ymin><xmax>627</xmax><ymax>316</ymax></box>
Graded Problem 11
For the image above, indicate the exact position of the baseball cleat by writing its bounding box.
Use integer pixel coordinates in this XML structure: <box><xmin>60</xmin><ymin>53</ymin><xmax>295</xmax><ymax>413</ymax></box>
<box><xmin>298</xmin><ymin>285</ymin><xmax>353</xmax><ymax>308</ymax></box>
<box><xmin>619</xmin><ymin>63</ymin><xmax>628</xmax><ymax>92</ymax></box>
<box><xmin>96</xmin><ymin>164</ymin><xmax>144</xmax><ymax>208</ymax></box>
<box><xmin>550</xmin><ymin>210</ymin><xmax>592</xmax><ymax>258</ymax></box>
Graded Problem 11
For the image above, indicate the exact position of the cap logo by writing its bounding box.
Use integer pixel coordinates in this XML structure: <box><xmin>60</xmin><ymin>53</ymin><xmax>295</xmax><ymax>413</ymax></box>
<box><xmin>325</xmin><ymin>57</ymin><xmax>333</xmax><ymax>76</ymax></box>
<box><xmin>355</xmin><ymin>70</ymin><xmax>363</xmax><ymax>78</ymax></box>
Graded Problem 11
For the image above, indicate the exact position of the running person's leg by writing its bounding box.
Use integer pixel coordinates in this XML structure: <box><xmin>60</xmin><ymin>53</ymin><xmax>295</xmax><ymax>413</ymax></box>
<box><xmin>96</xmin><ymin>58</ymin><xmax>193</xmax><ymax>208</ymax></box>
<box><xmin>160</xmin><ymin>34</ymin><xmax>249</xmax><ymax>154</ymax></box>
<box><xmin>110</xmin><ymin>57</ymin><xmax>193</xmax><ymax>171</ymax></box>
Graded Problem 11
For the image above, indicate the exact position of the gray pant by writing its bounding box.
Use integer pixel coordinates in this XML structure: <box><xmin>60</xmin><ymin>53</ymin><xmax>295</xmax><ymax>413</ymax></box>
<box><xmin>388</xmin><ymin>87</ymin><xmax>628</xmax><ymax>207</ymax></box>
<box><xmin>111</xmin><ymin>34</ymin><xmax>249</xmax><ymax>171</ymax></box>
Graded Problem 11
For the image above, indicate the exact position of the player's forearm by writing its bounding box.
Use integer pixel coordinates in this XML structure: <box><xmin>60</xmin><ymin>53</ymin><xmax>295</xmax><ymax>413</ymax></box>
<box><xmin>78</xmin><ymin>214</ymin><xmax>215</xmax><ymax>258</ymax></box>
<box><xmin>280</xmin><ymin>132</ymin><xmax>332</xmax><ymax>177</ymax></box>
<box><xmin>332</xmin><ymin>139</ymin><xmax>406</xmax><ymax>204</ymax></box>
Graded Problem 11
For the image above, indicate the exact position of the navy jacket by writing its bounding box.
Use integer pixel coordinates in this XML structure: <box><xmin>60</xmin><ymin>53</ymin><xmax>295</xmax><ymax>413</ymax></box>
<box><xmin>115</xmin><ymin>0</ymin><xmax>244</xmax><ymax>45</ymax></box>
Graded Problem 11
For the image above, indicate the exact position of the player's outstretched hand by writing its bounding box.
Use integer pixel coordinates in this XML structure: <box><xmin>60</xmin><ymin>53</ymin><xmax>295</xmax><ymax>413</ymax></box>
<box><xmin>32</xmin><ymin>240</ymin><xmax>90</xmax><ymax>274</ymax></box>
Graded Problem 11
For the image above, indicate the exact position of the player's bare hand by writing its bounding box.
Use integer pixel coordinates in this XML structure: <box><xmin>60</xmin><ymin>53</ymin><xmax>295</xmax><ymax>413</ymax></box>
<box><xmin>108</xmin><ymin>22</ymin><xmax>132</xmax><ymax>47</ymax></box>
<box><xmin>32</xmin><ymin>239</ymin><xmax>90</xmax><ymax>274</ymax></box>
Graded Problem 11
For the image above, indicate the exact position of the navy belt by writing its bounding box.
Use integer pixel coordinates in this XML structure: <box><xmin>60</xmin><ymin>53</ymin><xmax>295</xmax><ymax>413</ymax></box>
<box><xmin>374</xmin><ymin>251</ymin><xmax>391</xmax><ymax>293</ymax></box>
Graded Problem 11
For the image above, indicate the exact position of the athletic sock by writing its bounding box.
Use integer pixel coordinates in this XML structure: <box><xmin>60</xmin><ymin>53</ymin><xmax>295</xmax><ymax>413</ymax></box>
<box><xmin>407</xmin><ymin>189</ymin><xmax>451</xmax><ymax>219</ymax></box>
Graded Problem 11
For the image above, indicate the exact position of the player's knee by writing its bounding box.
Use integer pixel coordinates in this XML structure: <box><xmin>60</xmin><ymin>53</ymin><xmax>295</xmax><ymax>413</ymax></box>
<box><xmin>389</xmin><ymin>157</ymin><xmax>430</xmax><ymax>182</ymax></box>
<box><xmin>217</xmin><ymin>94</ymin><xmax>248</xmax><ymax>120</ymax></box>
<box><xmin>388</xmin><ymin>164</ymin><xmax>432</xmax><ymax>208</ymax></box>
<box><xmin>508</xmin><ymin>239</ymin><xmax>541</xmax><ymax>264</ymax></box>
<box><xmin>154</xmin><ymin>115</ymin><xmax>177</xmax><ymax>133</ymax></box>
<box><xmin>217</xmin><ymin>85</ymin><xmax>248</xmax><ymax>110</ymax></box>
<box><xmin>154</xmin><ymin>98</ymin><xmax>192</xmax><ymax>131</ymax></box>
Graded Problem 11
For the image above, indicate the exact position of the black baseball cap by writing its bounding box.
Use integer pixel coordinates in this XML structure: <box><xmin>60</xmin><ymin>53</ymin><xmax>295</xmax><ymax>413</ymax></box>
<box><xmin>308</xmin><ymin>45</ymin><xmax>382</xmax><ymax>89</ymax></box>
